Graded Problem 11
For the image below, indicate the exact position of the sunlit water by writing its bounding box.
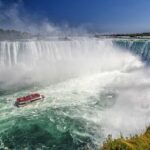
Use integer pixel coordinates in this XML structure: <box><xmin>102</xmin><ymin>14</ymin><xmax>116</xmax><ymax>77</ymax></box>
<box><xmin>0</xmin><ymin>37</ymin><xmax>150</xmax><ymax>149</ymax></box>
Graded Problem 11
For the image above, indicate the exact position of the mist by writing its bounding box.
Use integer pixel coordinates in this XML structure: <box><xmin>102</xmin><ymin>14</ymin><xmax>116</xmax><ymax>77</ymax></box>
<box><xmin>0</xmin><ymin>0</ymin><xmax>90</xmax><ymax>37</ymax></box>
<box><xmin>0</xmin><ymin>38</ymin><xmax>142</xmax><ymax>88</ymax></box>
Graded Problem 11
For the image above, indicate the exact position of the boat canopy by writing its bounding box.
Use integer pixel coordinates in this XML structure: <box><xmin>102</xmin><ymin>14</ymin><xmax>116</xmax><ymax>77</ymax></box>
<box><xmin>17</xmin><ymin>93</ymin><xmax>41</xmax><ymax>102</ymax></box>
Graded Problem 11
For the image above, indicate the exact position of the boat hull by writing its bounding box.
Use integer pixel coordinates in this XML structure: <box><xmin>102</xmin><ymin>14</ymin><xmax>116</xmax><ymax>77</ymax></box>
<box><xmin>15</xmin><ymin>95</ymin><xmax>44</xmax><ymax>107</ymax></box>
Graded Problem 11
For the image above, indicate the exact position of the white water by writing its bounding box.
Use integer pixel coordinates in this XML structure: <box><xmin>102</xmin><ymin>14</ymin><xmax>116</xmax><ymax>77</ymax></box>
<box><xmin>0</xmin><ymin>38</ymin><xmax>142</xmax><ymax>87</ymax></box>
<box><xmin>0</xmin><ymin>37</ymin><xmax>150</xmax><ymax>147</ymax></box>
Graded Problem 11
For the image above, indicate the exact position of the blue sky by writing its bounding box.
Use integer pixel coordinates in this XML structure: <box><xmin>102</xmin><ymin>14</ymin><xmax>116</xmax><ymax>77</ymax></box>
<box><xmin>1</xmin><ymin>0</ymin><xmax>150</xmax><ymax>33</ymax></box>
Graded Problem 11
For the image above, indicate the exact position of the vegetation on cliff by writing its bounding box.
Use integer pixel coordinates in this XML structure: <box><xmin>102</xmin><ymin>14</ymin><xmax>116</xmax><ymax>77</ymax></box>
<box><xmin>100</xmin><ymin>127</ymin><xmax>150</xmax><ymax>150</ymax></box>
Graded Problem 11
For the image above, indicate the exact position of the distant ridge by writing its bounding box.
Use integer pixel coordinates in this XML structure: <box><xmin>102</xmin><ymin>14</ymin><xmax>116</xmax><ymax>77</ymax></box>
<box><xmin>0</xmin><ymin>29</ymin><xmax>32</xmax><ymax>40</ymax></box>
<box><xmin>95</xmin><ymin>32</ymin><xmax>150</xmax><ymax>39</ymax></box>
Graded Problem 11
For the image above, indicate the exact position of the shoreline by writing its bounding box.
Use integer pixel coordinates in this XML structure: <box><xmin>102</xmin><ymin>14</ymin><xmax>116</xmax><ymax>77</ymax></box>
<box><xmin>94</xmin><ymin>32</ymin><xmax>150</xmax><ymax>40</ymax></box>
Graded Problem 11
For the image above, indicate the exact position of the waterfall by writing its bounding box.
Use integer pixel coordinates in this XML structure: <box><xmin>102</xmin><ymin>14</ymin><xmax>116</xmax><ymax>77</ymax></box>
<box><xmin>114</xmin><ymin>39</ymin><xmax>150</xmax><ymax>62</ymax></box>
<box><xmin>0</xmin><ymin>38</ymin><xmax>143</xmax><ymax>88</ymax></box>
<box><xmin>0</xmin><ymin>38</ymin><xmax>123</xmax><ymax>68</ymax></box>
<box><xmin>0</xmin><ymin>39</ymin><xmax>105</xmax><ymax>66</ymax></box>
<box><xmin>0</xmin><ymin>39</ymin><xmax>149</xmax><ymax>67</ymax></box>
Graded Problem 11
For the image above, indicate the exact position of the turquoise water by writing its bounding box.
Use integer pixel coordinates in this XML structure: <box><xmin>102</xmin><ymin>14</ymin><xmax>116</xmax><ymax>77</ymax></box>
<box><xmin>114</xmin><ymin>39</ymin><xmax>150</xmax><ymax>62</ymax></box>
<box><xmin>0</xmin><ymin>38</ymin><xmax>150</xmax><ymax>149</ymax></box>
<box><xmin>0</xmin><ymin>75</ymin><xmax>116</xmax><ymax>149</ymax></box>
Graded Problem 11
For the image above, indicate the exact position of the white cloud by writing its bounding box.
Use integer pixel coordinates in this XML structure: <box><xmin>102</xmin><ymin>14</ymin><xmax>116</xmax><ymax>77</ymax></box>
<box><xmin>0</xmin><ymin>0</ymin><xmax>88</xmax><ymax>36</ymax></box>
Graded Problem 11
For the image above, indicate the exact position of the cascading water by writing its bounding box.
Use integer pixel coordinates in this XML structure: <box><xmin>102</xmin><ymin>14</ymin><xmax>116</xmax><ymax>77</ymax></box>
<box><xmin>114</xmin><ymin>39</ymin><xmax>150</xmax><ymax>62</ymax></box>
<box><xmin>0</xmin><ymin>37</ymin><xmax>150</xmax><ymax>149</ymax></box>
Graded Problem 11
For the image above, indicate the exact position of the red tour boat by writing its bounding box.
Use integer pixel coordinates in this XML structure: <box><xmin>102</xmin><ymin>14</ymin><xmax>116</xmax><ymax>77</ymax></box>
<box><xmin>15</xmin><ymin>93</ymin><xmax>45</xmax><ymax>107</ymax></box>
